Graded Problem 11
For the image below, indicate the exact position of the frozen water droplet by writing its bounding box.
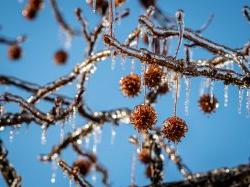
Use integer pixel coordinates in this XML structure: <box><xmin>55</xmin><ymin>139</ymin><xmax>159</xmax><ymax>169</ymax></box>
<box><xmin>224</xmin><ymin>85</ymin><xmax>229</xmax><ymax>107</ymax></box>
<box><xmin>238</xmin><ymin>88</ymin><xmax>244</xmax><ymax>115</ymax></box>
<box><xmin>71</xmin><ymin>107</ymin><xmax>77</xmax><ymax>131</ymax></box>
<box><xmin>85</xmin><ymin>135</ymin><xmax>90</xmax><ymax>149</ymax></box>
<box><xmin>69</xmin><ymin>179</ymin><xmax>72</xmax><ymax>187</ymax></box>
<box><xmin>0</xmin><ymin>105</ymin><xmax>5</xmax><ymax>117</ymax></box>
<box><xmin>184</xmin><ymin>77</ymin><xmax>191</xmax><ymax>116</ymax></box>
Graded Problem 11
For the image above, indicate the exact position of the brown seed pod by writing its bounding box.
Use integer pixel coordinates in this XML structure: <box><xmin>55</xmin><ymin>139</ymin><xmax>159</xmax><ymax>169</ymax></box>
<box><xmin>138</xmin><ymin>148</ymin><xmax>151</xmax><ymax>164</ymax></box>
<box><xmin>198</xmin><ymin>94</ymin><xmax>219</xmax><ymax>113</ymax></box>
<box><xmin>120</xmin><ymin>73</ymin><xmax>141</xmax><ymax>97</ymax></box>
<box><xmin>29</xmin><ymin>0</ymin><xmax>43</xmax><ymax>10</ymax></box>
<box><xmin>8</xmin><ymin>45</ymin><xmax>22</xmax><ymax>60</ymax></box>
<box><xmin>144</xmin><ymin>64</ymin><xmax>164</xmax><ymax>89</ymax></box>
<box><xmin>72</xmin><ymin>159</ymin><xmax>92</xmax><ymax>176</ymax></box>
<box><xmin>158</xmin><ymin>82</ymin><xmax>169</xmax><ymax>95</ymax></box>
<box><xmin>54</xmin><ymin>50</ymin><xmax>68</xmax><ymax>65</ymax></box>
<box><xmin>161</xmin><ymin>116</ymin><xmax>188</xmax><ymax>143</ymax></box>
<box><xmin>130</xmin><ymin>104</ymin><xmax>157</xmax><ymax>132</ymax></box>
<box><xmin>22</xmin><ymin>5</ymin><xmax>38</xmax><ymax>20</ymax></box>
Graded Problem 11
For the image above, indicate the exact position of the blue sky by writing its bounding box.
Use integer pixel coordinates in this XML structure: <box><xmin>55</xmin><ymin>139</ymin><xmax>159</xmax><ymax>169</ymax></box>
<box><xmin>0</xmin><ymin>0</ymin><xmax>250</xmax><ymax>186</ymax></box>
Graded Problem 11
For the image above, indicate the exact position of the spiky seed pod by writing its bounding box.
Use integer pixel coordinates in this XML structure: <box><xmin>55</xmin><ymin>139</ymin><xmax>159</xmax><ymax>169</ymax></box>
<box><xmin>120</xmin><ymin>73</ymin><xmax>141</xmax><ymax>97</ymax></box>
<box><xmin>138</xmin><ymin>148</ymin><xmax>151</xmax><ymax>164</ymax></box>
<box><xmin>22</xmin><ymin>5</ymin><xmax>37</xmax><ymax>20</ymax></box>
<box><xmin>54</xmin><ymin>50</ymin><xmax>68</xmax><ymax>65</ymax></box>
<box><xmin>161</xmin><ymin>116</ymin><xmax>188</xmax><ymax>143</ymax></box>
<box><xmin>130</xmin><ymin>104</ymin><xmax>157</xmax><ymax>132</ymax></box>
<box><xmin>198</xmin><ymin>94</ymin><xmax>219</xmax><ymax>113</ymax></box>
<box><xmin>8</xmin><ymin>45</ymin><xmax>22</xmax><ymax>60</ymax></box>
<box><xmin>72</xmin><ymin>159</ymin><xmax>92</xmax><ymax>176</ymax></box>
<box><xmin>144</xmin><ymin>64</ymin><xmax>164</xmax><ymax>89</ymax></box>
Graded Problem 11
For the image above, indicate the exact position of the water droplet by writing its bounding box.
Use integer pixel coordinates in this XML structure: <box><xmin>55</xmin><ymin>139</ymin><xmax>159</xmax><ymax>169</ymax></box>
<box><xmin>50</xmin><ymin>161</ymin><xmax>57</xmax><ymax>184</ymax></box>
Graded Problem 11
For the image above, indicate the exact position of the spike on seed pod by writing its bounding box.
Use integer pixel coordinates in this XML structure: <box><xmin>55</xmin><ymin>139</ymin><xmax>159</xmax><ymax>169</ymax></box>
<box><xmin>130</xmin><ymin>104</ymin><xmax>157</xmax><ymax>133</ymax></box>
<box><xmin>8</xmin><ymin>45</ymin><xmax>22</xmax><ymax>60</ymax></box>
<box><xmin>138</xmin><ymin>148</ymin><xmax>151</xmax><ymax>164</ymax></box>
<box><xmin>72</xmin><ymin>159</ymin><xmax>92</xmax><ymax>176</ymax></box>
<box><xmin>161</xmin><ymin>116</ymin><xmax>188</xmax><ymax>143</ymax></box>
<box><xmin>144</xmin><ymin>64</ymin><xmax>164</xmax><ymax>89</ymax></box>
<box><xmin>120</xmin><ymin>73</ymin><xmax>141</xmax><ymax>97</ymax></box>
<box><xmin>29</xmin><ymin>0</ymin><xmax>43</xmax><ymax>10</ymax></box>
<box><xmin>54</xmin><ymin>50</ymin><xmax>68</xmax><ymax>65</ymax></box>
<box><xmin>198</xmin><ymin>93</ymin><xmax>219</xmax><ymax>113</ymax></box>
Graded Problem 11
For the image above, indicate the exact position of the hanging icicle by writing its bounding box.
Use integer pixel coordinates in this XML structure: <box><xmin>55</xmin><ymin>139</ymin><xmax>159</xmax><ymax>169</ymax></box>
<box><xmin>238</xmin><ymin>88</ymin><xmax>244</xmax><ymax>115</ymax></box>
<box><xmin>224</xmin><ymin>85</ymin><xmax>229</xmax><ymax>107</ymax></box>
<box><xmin>60</xmin><ymin>122</ymin><xmax>65</xmax><ymax>143</ymax></box>
<box><xmin>130</xmin><ymin>149</ymin><xmax>137</xmax><ymax>186</ymax></box>
<box><xmin>246</xmin><ymin>89</ymin><xmax>250</xmax><ymax>118</ymax></box>
<box><xmin>184</xmin><ymin>76</ymin><xmax>191</xmax><ymax>116</ymax></box>
<box><xmin>111</xmin><ymin>49</ymin><xmax>116</xmax><ymax>70</ymax></box>
<box><xmin>71</xmin><ymin>107</ymin><xmax>77</xmax><ymax>131</ymax></box>
<box><xmin>131</xmin><ymin>58</ymin><xmax>136</xmax><ymax>73</ymax></box>
<box><xmin>110</xmin><ymin>125</ymin><xmax>116</xmax><ymax>145</ymax></box>
<box><xmin>41</xmin><ymin>124</ymin><xmax>47</xmax><ymax>145</ymax></box>
<box><xmin>121</xmin><ymin>54</ymin><xmax>126</xmax><ymax>70</ymax></box>
<box><xmin>92</xmin><ymin>0</ymin><xmax>96</xmax><ymax>13</ymax></box>
<box><xmin>50</xmin><ymin>160</ymin><xmax>57</xmax><ymax>184</ymax></box>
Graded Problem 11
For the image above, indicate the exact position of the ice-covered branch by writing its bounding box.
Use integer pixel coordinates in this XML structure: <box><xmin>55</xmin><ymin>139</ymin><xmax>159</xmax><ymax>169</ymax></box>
<box><xmin>0</xmin><ymin>140</ymin><xmax>22</xmax><ymax>187</ymax></box>
<box><xmin>103</xmin><ymin>35</ymin><xmax>250</xmax><ymax>88</ymax></box>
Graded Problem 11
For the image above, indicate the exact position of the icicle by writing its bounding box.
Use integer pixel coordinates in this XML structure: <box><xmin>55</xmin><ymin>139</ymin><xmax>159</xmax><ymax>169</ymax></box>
<box><xmin>71</xmin><ymin>107</ymin><xmax>77</xmax><ymax>131</ymax></box>
<box><xmin>121</xmin><ymin>54</ymin><xmax>126</xmax><ymax>70</ymax></box>
<box><xmin>159</xmin><ymin>39</ymin><xmax>165</xmax><ymax>55</ymax></box>
<box><xmin>0</xmin><ymin>104</ymin><xmax>5</xmax><ymax>117</ymax></box>
<box><xmin>184</xmin><ymin>77</ymin><xmax>191</xmax><ymax>116</ymax></box>
<box><xmin>148</xmin><ymin>34</ymin><xmax>153</xmax><ymax>52</ymax></box>
<box><xmin>238</xmin><ymin>88</ymin><xmax>244</xmax><ymax>114</ymax></box>
<box><xmin>69</xmin><ymin>179</ymin><xmax>72</xmax><ymax>187</ymax></box>
<box><xmin>246</xmin><ymin>89</ymin><xmax>250</xmax><ymax>118</ymax></box>
<box><xmin>209</xmin><ymin>80</ymin><xmax>214</xmax><ymax>103</ymax></box>
<box><xmin>130</xmin><ymin>150</ymin><xmax>137</xmax><ymax>186</ymax></box>
<box><xmin>85</xmin><ymin>135</ymin><xmax>90</xmax><ymax>149</ymax></box>
<box><xmin>111</xmin><ymin>49</ymin><xmax>116</xmax><ymax>70</ymax></box>
<box><xmin>92</xmin><ymin>0</ymin><xmax>96</xmax><ymax>13</ymax></box>
<box><xmin>41</xmin><ymin>124</ymin><xmax>47</xmax><ymax>145</ymax></box>
<box><xmin>9</xmin><ymin>129</ymin><xmax>14</xmax><ymax>143</ymax></box>
<box><xmin>60</xmin><ymin>123</ymin><xmax>65</xmax><ymax>142</ymax></box>
<box><xmin>224</xmin><ymin>85</ymin><xmax>229</xmax><ymax>107</ymax></box>
<box><xmin>131</xmin><ymin>58</ymin><xmax>136</xmax><ymax>73</ymax></box>
<box><xmin>110</xmin><ymin>125</ymin><xmax>116</xmax><ymax>145</ymax></box>
<box><xmin>50</xmin><ymin>160</ymin><xmax>57</xmax><ymax>184</ymax></box>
